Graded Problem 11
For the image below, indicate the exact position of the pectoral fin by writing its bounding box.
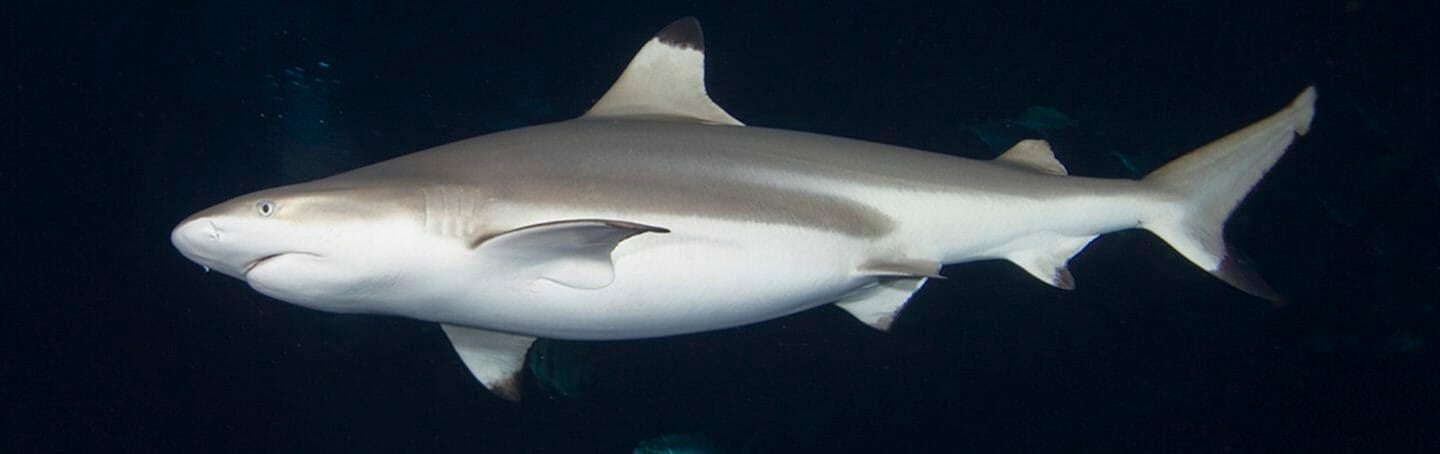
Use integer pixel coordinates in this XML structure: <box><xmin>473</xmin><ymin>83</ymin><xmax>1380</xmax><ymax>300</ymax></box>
<box><xmin>441</xmin><ymin>324</ymin><xmax>537</xmax><ymax>402</ymax></box>
<box><xmin>473</xmin><ymin>219</ymin><xmax>669</xmax><ymax>289</ymax></box>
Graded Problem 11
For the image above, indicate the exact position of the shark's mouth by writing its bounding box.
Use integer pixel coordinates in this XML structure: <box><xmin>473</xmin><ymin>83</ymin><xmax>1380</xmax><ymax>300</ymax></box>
<box><xmin>243</xmin><ymin>253</ymin><xmax>289</xmax><ymax>275</ymax></box>
<box><xmin>243</xmin><ymin>252</ymin><xmax>321</xmax><ymax>276</ymax></box>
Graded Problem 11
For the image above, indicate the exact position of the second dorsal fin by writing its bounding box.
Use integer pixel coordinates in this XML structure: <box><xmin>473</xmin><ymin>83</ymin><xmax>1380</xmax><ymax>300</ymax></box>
<box><xmin>997</xmin><ymin>139</ymin><xmax>1068</xmax><ymax>175</ymax></box>
<box><xmin>583</xmin><ymin>17</ymin><xmax>743</xmax><ymax>126</ymax></box>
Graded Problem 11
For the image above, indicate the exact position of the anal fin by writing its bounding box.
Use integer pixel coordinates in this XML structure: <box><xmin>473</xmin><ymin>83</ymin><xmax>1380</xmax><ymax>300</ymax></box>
<box><xmin>1005</xmin><ymin>235</ymin><xmax>1097</xmax><ymax>289</ymax></box>
<box><xmin>441</xmin><ymin>324</ymin><xmax>537</xmax><ymax>401</ymax></box>
<box><xmin>836</xmin><ymin>277</ymin><xmax>928</xmax><ymax>331</ymax></box>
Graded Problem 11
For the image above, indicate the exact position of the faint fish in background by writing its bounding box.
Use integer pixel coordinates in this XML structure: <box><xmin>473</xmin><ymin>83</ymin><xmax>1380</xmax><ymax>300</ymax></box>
<box><xmin>968</xmin><ymin>106</ymin><xmax>1175</xmax><ymax>178</ymax></box>
<box><xmin>171</xmin><ymin>18</ymin><xmax>1317</xmax><ymax>401</ymax></box>
<box><xmin>633</xmin><ymin>433</ymin><xmax>728</xmax><ymax>454</ymax></box>
<box><xmin>967</xmin><ymin>105</ymin><xmax>1075</xmax><ymax>153</ymax></box>
<box><xmin>526</xmin><ymin>339</ymin><xmax>594</xmax><ymax>399</ymax></box>
<box><xmin>260</xmin><ymin>61</ymin><xmax>355</xmax><ymax>181</ymax></box>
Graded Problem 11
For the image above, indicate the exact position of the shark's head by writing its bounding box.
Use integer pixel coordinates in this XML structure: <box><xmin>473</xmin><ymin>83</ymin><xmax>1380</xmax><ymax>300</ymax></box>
<box><xmin>171</xmin><ymin>182</ymin><xmax>428</xmax><ymax>311</ymax></box>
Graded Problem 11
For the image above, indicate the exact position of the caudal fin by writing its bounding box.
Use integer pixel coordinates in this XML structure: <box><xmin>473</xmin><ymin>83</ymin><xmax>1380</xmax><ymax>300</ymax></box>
<box><xmin>1141</xmin><ymin>87</ymin><xmax>1316</xmax><ymax>301</ymax></box>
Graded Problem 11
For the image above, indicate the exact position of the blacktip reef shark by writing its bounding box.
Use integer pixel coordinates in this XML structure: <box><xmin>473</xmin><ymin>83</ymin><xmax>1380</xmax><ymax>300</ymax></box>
<box><xmin>172</xmin><ymin>18</ymin><xmax>1316</xmax><ymax>401</ymax></box>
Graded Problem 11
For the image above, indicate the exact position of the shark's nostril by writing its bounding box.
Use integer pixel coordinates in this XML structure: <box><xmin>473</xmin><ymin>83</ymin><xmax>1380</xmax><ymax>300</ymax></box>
<box><xmin>206</xmin><ymin>220</ymin><xmax>221</xmax><ymax>240</ymax></box>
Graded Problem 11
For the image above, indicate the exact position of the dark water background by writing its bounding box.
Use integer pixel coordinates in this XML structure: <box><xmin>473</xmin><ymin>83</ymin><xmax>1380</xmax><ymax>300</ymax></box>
<box><xmin>5</xmin><ymin>1</ymin><xmax>1439</xmax><ymax>452</ymax></box>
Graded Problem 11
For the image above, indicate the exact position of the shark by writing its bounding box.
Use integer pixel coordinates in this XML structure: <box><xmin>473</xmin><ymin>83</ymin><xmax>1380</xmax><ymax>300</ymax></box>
<box><xmin>171</xmin><ymin>18</ymin><xmax>1317</xmax><ymax>401</ymax></box>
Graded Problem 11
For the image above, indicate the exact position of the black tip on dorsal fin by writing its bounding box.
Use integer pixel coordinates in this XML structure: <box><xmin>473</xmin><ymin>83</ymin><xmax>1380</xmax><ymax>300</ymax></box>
<box><xmin>656</xmin><ymin>17</ymin><xmax>704</xmax><ymax>51</ymax></box>
<box><xmin>584</xmin><ymin>17</ymin><xmax>741</xmax><ymax>125</ymax></box>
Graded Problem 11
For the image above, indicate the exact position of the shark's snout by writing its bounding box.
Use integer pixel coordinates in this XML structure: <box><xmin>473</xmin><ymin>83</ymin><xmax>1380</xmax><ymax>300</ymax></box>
<box><xmin>170</xmin><ymin>217</ymin><xmax>218</xmax><ymax>266</ymax></box>
<box><xmin>171</xmin><ymin>213</ymin><xmax>327</xmax><ymax>281</ymax></box>
<box><xmin>171</xmin><ymin>218</ymin><xmax>218</xmax><ymax>256</ymax></box>
<box><xmin>171</xmin><ymin>217</ymin><xmax>245</xmax><ymax>277</ymax></box>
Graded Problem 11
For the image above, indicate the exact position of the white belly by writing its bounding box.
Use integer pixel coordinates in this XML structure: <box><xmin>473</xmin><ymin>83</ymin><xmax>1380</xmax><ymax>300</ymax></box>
<box><xmin>429</xmin><ymin>218</ymin><xmax>877</xmax><ymax>340</ymax></box>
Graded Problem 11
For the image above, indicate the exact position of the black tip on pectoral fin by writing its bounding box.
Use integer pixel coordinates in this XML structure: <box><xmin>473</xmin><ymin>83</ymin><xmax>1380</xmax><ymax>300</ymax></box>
<box><xmin>1216</xmin><ymin>248</ymin><xmax>1284</xmax><ymax>305</ymax></box>
<box><xmin>656</xmin><ymin>17</ymin><xmax>704</xmax><ymax>51</ymax></box>
<box><xmin>491</xmin><ymin>375</ymin><xmax>523</xmax><ymax>402</ymax></box>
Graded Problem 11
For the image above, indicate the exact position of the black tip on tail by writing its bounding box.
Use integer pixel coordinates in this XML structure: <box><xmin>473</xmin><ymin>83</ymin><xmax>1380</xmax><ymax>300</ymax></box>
<box><xmin>1055</xmin><ymin>267</ymin><xmax>1076</xmax><ymax>290</ymax></box>
<box><xmin>1216</xmin><ymin>249</ymin><xmax>1284</xmax><ymax>305</ymax></box>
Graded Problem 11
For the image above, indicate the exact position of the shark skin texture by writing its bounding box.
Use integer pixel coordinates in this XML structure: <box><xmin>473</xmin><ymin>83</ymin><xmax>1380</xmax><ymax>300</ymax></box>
<box><xmin>171</xmin><ymin>18</ymin><xmax>1316</xmax><ymax>400</ymax></box>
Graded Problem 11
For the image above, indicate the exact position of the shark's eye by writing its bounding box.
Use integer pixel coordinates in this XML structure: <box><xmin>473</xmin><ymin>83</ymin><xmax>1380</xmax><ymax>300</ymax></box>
<box><xmin>256</xmin><ymin>200</ymin><xmax>277</xmax><ymax>217</ymax></box>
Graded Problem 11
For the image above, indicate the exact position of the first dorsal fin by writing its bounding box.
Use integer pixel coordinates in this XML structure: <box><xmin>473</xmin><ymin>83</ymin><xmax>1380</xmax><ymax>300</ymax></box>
<box><xmin>584</xmin><ymin>17</ymin><xmax>743</xmax><ymax>126</ymax></box>
<box><xmin>997</xmin><ymin>139</ymin><xmax>1068</xmax><ymax>175</ymax></box>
